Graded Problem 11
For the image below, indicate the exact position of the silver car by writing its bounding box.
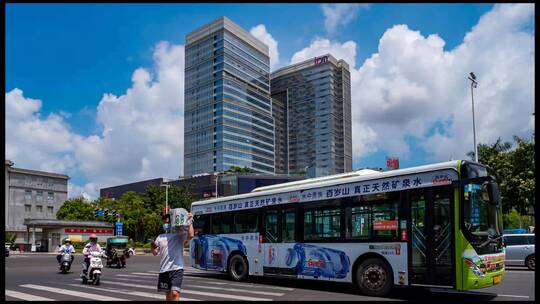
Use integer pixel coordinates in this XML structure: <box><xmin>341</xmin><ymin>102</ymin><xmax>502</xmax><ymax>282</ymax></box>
<box><xmin>503</xmin><ymin>234</ymin><xmax>535</xmax><ymax>270</ymax></box>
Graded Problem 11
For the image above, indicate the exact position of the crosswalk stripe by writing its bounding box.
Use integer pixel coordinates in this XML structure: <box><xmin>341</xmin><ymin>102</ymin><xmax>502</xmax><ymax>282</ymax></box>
<box><xmin>185</xmin><ymin>277</ymin><xmax>294</xmax><ymax>291</ymax></box>
<box><xmin>117</xmin><ymin>274</ymin><xmax>148</xmax><ymax>278</ymax></box>
<box><xmin>134</xmin><ymin>270</ymin><xmax>294</xmax><ymax>292</ymax></box>
<box><xmin>67</xmin><ymin>284</ymin><xmax>201</xmax><ymax>301</ymax></box>
<box><xmin>183</xmin><ymin>284</ymin><xmax>285</xmax><ymax>296</ymax></box>
<box><xmin>117</xmin><ymin>275</ymin><xmax>231</xmax><ymax>286</ymax></box>
<box><xmin>116</xmin><ymin>277</ymin><xmax>157</xmax><ymax>284</ymax></box>
<box><xmin>6</xmin><ymin>289</ymin><xmax>54</xmax><ymax>301</ymax></box>
<box><xmin>20</xmin><ymin>284</ymin><xmax>128</xmax><ymax>301</ymax></box>
<box><xmin>100</xmin><ymin>280</ymin><xmax>272</xmax><ymax>301</ymax></box>
<box><xmin>131</xmin><ymin>272</ymin><xmax>157</xmax><ymax>276</ymax></box>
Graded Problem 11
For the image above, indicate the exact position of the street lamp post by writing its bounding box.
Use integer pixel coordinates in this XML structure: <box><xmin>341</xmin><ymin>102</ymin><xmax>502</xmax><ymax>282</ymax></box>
<box><xmin>160</xmin><ymin>183</ymin><xmax>170</xmax><ymax>214</ymax></box>
<box><xmin>214</xmin><ymin>172</ymin><xmax>221</xmax><ymax>198</ymax></box>
<box><xmin>468</xmin><ymin>72</ymin><xmax>479</xmax><ymax>163</ymax></box>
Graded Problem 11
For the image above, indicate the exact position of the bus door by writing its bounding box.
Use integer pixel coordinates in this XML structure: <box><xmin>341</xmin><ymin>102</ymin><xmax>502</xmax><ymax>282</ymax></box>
<box><xmin>263</xmin><ymin>208</ymin><xmax>280</xmax><ymax>274</ymax></box>
<box><xmin>408</xmin><ymin>187</ymin><xmax>454</xmax><ymax>287</ymax></box>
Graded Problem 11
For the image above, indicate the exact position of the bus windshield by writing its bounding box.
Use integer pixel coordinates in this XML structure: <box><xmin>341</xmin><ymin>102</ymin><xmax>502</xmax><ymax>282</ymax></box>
<box><xmin>462</xmin><ymin>182</ymin><xmax>502</xmax><ymax>238</ymax></box>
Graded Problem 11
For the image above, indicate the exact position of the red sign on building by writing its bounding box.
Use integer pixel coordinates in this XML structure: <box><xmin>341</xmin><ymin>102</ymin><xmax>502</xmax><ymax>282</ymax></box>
<box><xmin>373</xmin><ymin>220</ymin><xmax>398</xmax><ymax>231</ymax></box>
<box><xmin>64</xmin><ymin>228</ymin><xmax>113</xmax><ymax>234</ymax></box>
<box><xmin>386</xmin><ymin>157</ymin><xmax>399</xmax><ymax>170</ymax></box>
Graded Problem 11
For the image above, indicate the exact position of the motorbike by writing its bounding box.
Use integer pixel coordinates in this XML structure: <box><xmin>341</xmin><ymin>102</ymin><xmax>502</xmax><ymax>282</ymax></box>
<box><xmin>81</xmin><ymin>251</ymin><xmax>106</xmax><ymax>285</ymax></box>
<box><xmin>59</xmin><ymin>252</ymin><xmax>73</xmax><ymax>274</ymax></box>
<box><xmin>105</xmin><ymin>236</ymin><xmax>129</xmax><ymax>268</ymax></box>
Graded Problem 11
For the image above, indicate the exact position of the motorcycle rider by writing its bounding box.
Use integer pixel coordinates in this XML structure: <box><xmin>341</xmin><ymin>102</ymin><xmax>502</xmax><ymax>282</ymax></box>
<box><xmin>81</xmin><ymin>234</ymin><xmax>102</xmax><ymax>277</ymax></box>
<box><xmin>56</xmin><ymin>238</ymin><xmax>75</xmax><ymax>264</ymax></box>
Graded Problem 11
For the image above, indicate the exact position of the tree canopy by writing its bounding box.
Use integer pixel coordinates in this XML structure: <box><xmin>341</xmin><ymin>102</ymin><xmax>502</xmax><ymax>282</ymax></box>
<box><xmin>55</xmin><ymin>184</ymin><xmax>193</xmax><ymax>242</ymax></box>
<box><xmin>224</xmin><ymin>166</ymin><xmax>257</xmax><ymax>174</ymax></box>
<box><xmin>56</xmin><ymin>198</ymin><xmax>95</xmax><ymax>221</ymax></box>
<box><xmin>468</xmin><ymin>136</ymin><xmax>535</xmax><ymax>215</ymax></box>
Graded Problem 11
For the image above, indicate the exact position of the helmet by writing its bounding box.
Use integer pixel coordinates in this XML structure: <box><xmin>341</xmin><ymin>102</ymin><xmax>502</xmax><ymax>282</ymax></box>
<box><xmin>89</xmin><ymin>234</ymin><xmax>98</xmax><ymax>242</ymax></box>
<box><xmin>64</xmin><ymin>238</ymin><xmax>71</xmax><ymax>244</ymax></box>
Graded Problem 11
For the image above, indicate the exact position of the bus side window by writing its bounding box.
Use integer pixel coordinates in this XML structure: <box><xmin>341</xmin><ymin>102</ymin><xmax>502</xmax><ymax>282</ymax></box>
<box><xmin>282</xmin><ymin>209</ymin><xmax>296</xmax><ymax>242</ymax></box>
<box><xmin>234</xmin><ymin>209</ymin><xmax>259</xmax><ymax>233</ymax></box>
<box><xmin>265</xmin><ymin>210</ymin><xmax>278</xmax><ymax>243</ymax></box>
<box><xmin>211</xmin><ymin>212</ymin><xmax>232</xmax><ymax>234</ymax></box>
<box><xmin>193</xmin><ymin>214</ymin><xmax>210</xmax><ymax>235</ymax></box>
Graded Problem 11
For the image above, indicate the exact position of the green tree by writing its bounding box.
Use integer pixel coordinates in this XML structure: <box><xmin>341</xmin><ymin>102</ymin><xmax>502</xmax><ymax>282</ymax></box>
<box><xmin>469</xmin><ymin>136</ymin><xmax>535</xmax><ymax>215</ymax></box>
<box><xmin>224</xmin><ymin>166</ymin><xmax>257</xmax><ymax>174</ymax></box>
<box><xmin>56</xmin><ymin>198</ymin><xmax>95</xmax><ymax>221</ymax></box>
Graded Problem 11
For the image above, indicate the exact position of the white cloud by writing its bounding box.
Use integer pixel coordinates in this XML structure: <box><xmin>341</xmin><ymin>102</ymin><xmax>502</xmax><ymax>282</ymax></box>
<box><xmin>292</xmin><ymin>3</ymin><xmax>535</xmax><ymax>163</ymax></box>
<box><xmin>291</xmin><ymin>38</ymin><xmax>357</xmax><ymax>67</ymax></box>
<box><xmin>250</xmin><ymin>24</ymin><xmax>280</xmax><ymax>71</ymax></box>
<box><xmin>6</xmin><ymin>41</ymin><xmax>186</xmax><ymax>201</ymax></box>
<box><xmin>321</xmin><ymin>4</ymin><xmax>369</xmax><ymax>34</ymax></box>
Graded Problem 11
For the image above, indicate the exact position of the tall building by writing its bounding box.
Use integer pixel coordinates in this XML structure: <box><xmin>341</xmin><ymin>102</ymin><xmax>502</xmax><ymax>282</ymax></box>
<box><xmin>5</xmin><ymin>160</ymin><xmax>69</xmax><ymax>243</ymax></box>
<box><xmin>184</xmin><ymin>17</ymin><xmax>275</xmax><ymax>176</ymax></box>
<box><xmin>271</xmin><ymin>54</ymin><xmax>352</xmax><ymax>177</ymax></box>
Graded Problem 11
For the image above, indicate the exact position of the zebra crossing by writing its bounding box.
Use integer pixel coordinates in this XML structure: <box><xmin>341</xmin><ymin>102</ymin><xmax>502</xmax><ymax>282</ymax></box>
<box><xmin>5</xmin><ymin>267</ymin><xmax>294</xmax><ymax>301</ymax></box>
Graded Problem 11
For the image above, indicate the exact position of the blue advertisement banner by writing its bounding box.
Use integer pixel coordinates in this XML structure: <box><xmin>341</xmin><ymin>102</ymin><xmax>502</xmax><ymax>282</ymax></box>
<box><xmin>193</xmin><ymin>169</ymin><xmax>459</xmax><ymax>215</ymax></box>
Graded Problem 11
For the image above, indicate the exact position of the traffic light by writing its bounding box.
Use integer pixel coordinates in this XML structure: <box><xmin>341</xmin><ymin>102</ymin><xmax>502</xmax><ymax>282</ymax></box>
<box><xmin>94</xmin><ymin>208</ymin><xmax>99</xmax><ymax>218</ymax></box>
<box><xmin>103</xmin><ymin>208</ymin><xmax>109</xmax><ymax>218</ymax></box>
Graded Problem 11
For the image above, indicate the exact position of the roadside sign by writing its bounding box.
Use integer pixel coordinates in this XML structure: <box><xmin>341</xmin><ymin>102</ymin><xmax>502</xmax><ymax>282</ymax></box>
<box><xmin>115</xmin><ymin>222</ymin><xmax>124</xmax><ymax>236</ymax></box>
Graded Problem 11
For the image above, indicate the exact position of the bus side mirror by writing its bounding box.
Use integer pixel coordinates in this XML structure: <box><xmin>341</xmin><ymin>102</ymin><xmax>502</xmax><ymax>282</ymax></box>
<box><xmin>487</xmin><ymin>182</ymin><xmax>501</xmax><ymax>206</ymax></box>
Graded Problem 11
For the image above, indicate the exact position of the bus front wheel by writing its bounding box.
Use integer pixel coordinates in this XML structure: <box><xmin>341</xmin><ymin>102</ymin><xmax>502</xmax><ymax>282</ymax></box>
<box><xmin>526</xmin><ymin>255</ymin><xmax>535</xmax><ymax>271</ymax></box>
<box><xmin>355</xmin><ymin>258</ymin><xmax>393</xmax><ymax>297</ymax></box>
<box><xmin>228</xmin><ymin>254</ymin><xmax>248</xmax><ymax>282</ymax></box>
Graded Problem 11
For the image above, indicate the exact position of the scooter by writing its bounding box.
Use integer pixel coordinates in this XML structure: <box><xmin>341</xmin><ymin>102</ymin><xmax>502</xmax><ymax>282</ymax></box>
<box><xmin>59</xmin><ymin>252</ymin><xmax>73</xmax><ymax>274</ymax></box>
<box><xmin>81</xmin><ymin>251</ymin><xmax>106</xmax><ymax>285</ymax></box>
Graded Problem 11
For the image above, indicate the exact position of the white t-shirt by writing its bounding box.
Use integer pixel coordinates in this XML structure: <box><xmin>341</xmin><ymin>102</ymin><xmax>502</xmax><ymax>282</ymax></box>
<box><xmin>155</xmin><ymin>232</ymin><xmax>188</xmax><ymax>273</ymax></box>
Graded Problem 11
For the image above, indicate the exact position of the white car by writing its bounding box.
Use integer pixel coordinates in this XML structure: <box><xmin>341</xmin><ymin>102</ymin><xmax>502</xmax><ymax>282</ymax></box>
<box><xmin>503</xmin><ymin>234</ymin><xmax>535</xmax><ymax>270</ymax></box>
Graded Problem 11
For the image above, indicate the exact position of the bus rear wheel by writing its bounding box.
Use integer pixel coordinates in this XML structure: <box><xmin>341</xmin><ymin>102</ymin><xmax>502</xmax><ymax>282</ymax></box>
<box><xmin>355</xmin><ymin>258</ymin><xmax>393</xmax><ymax>297</ymax></box>
<box><xmin>228</xmin><ymin>254</ymin><xmax>248</xmax><ymax>282</ymax></box>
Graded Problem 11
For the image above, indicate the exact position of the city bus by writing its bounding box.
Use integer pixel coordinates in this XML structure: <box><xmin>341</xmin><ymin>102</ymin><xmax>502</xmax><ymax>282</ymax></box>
<box><xmin>189</xmin><ymin>160</ymin><xmax>505</xmax><ymax>296</ymax></box>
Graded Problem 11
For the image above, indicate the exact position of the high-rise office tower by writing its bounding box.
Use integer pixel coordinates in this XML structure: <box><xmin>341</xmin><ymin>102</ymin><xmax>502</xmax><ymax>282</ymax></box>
<box><xmin>271</xmin><ymin>54</ymin><xmax>352</xmax><ymax>177</ymax></box>
<box><xmin>184</xmin><ymin>17</ymin><xmax>275</xmax><ymax>176</ymax></box>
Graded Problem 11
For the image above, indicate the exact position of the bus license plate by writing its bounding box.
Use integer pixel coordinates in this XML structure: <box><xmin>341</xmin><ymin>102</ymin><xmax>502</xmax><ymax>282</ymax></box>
<box><xmin>493</xmin><ymin>275</ymin><xmax>501</xmax><ymax>285</ymax></box>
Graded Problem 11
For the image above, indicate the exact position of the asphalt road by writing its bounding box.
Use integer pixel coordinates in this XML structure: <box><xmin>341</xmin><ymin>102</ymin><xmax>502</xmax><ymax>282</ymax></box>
<box><xmin>5</xmin><ymin>253</ymin><xmax>535</xmax><ymax>301</ymax></box>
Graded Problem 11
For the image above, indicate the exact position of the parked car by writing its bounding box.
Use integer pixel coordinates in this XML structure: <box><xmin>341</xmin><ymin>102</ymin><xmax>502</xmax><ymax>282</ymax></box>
<box><xmin>5</xmin><ymin>246</ymin><xmax>10</xmax><ymax>257</ymax></box>
<box><xmin>503</xmin><ymin>234</ymin><xmax>535</xmax><ymax>270</ymax></box>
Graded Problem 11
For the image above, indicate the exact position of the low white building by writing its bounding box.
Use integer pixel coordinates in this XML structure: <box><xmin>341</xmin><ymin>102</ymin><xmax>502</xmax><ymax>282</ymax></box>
<box><xmin>23</xmin><ymin>219</ymin><xmax>115</xmax><ymax>252</ymax></box>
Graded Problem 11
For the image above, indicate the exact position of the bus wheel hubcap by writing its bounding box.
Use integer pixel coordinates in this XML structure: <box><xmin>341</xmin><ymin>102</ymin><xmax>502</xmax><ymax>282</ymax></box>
<box><xmin>363</xmin><ymin>265</ymin><xmax>385</xmax><ymax>290</ymax></box>
<box><xmin>233</xmin><ymin>259</ymin><xmax>244</xmax><ymax>277</ymax></box>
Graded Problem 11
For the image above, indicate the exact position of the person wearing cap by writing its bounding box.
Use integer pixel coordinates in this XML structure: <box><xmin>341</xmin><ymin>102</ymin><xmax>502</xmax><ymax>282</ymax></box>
<box><xmin>151</xmin><ymin>210</ymin><xmax>193</xmax><ymax>301</ymax></box>
<box><xmin>81</xmin><ymin>234</ymin><xmax>102</xmax><ymax>276</ymax></box>
<box><xmin>56</xmin><ymin>238</ymin><xmax>75</xmax><ymax>263</ymax></box>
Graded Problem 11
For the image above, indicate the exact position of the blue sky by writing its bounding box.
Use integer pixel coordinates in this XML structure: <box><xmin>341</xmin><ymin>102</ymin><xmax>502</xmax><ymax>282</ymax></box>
<box><xmin>5</xmin><ymin>4</ymin><xmax>534</xmax><ymax>198</ymax></box>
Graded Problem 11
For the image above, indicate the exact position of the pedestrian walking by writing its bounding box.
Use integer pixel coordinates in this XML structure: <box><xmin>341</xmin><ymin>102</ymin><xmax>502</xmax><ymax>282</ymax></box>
<box><xmin>151</xmin><ymin>210</ymin><xmax>194</xmax><ymax>301</ymax></box>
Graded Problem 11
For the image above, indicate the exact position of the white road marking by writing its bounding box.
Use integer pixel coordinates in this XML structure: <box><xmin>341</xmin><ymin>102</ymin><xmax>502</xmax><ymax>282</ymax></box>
<box><xmin>497</xmin><ymin>294</ymin><xmax>530</xmax><ymax>299</ymax></box>
<box><xmin>183</xmin><ymin>284</ymin><xmax>285</xmax><ymax>296</ymax></box>
<box><xmin>20</xmin><ymin>284</ymin><xmax>128</xmax><ymax>301</ymax></box>
<box><xmin>138</xmin><ymin>270</ymin><xmax>294</xmax><ymax>291</ymax></box>
<box><xmin>100</xmin><ymin>280</ymin><xmax>273</xmax><ymax>301</ymax></box>
<box><xmin>6</xmin><ymin>290</ymin><xmax>54</xmax><ymax>301</ymax></box>
<box><xmin>116</xmin><ymin>276</ymin><xmax>231</xmax><ymax>286</ymax></box>
<box><xmin>117</xmin><ymin>274</ymin><xmax>148</xmax><ymax>278</ymax></box>
<box><xmin>117</xmin><ymin>277</ymin><xmax>157</xmax><ymax>283</ymax></box>
<box><xmin>131</xmin><ymin>272</ymin><xmax>157</xmax><ymax>276</ymax></box>
<box><xmin>67</xmin><ymin>284</ymin><xmax>201</xmax><ymax>301</ymax></box>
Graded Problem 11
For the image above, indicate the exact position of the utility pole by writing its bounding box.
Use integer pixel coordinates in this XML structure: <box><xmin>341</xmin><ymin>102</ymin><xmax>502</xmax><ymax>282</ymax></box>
<box><xmin>160</xmin><ymin>183</ymin><xmax>170</xmax><ymax>214</ymax></box>
<box><xmin>468</xmin><ymin>72</ymin><xmax>479</xmax><ymax>162</ymax></box>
